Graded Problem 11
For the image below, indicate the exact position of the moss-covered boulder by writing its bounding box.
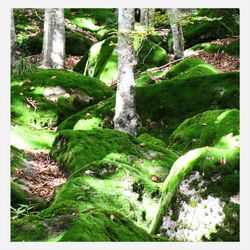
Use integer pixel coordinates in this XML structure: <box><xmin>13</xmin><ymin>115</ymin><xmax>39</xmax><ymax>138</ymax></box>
<box><xmin>150</xmin><ymin>146</ymin><xmax>239</xmax><ymax>241</ymax></box>
<box><xmin>84</xmin><ymin>36</ymin><xmax>168</xmax><ymax>84</ymax></box>
<box><xmin>166</xmin><ymin>58</ymin><xmax>219</xmax><ymax>80</ymax></box>
<box><xmin>23</xmin><ymin>31</ymin><xmax>94</xmax><ymax>56</ymax></box>
<box><xmin>168</xmin><ymin>9</ymin><xmax>239</xmax><ymax>51</ymax></box>
<box><xmin>169</xmin><ymin>109</ymin><xmax>239</xmax><ymax>153</ymax></box>
<box><xmin>64</xmin><ymin>8</ymin><xmax>117</xmax><ymax>38</ymax></box>
<box><xmin>59</xmin><ymin>72</ymin><xmax>239</xmax><ymax>141</ymax></box>
<box><xmin>12</xmin><ymin>129</ymin><xmax>177</xmax><ymax>241</ymax></box>
<box><xmin>50</xmin><ymin>129</ymin><xmax>177</xmax><ymax>226</ymax></box>
<box><xmin>185</xmin><ymin>39</ymin><xmax>240</xmax><ymax>57</ymax></box>
<box><xmin>51</xmin><ymin>129</ymin><xmax>177</xmax><ymax>177</ymax></box>
<box><xmin>11</xmin><ymin>69</ymin><xmax>113</xmax><ymax>128</ymax></box>
<box><xmin>11</xmin><ymin>205</ymin><xmax>156</xmax><ymax>242</ymax></box>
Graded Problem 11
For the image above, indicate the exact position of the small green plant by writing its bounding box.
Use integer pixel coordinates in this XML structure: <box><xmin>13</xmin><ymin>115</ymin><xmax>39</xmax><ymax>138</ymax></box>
<box><xmin>11</xmin><ymin>57</ymin><xmax>38</xmax><ymax>77</ymax></box>
<box><xmin>11</xmin><ymin>204</ymin><xmax>37</xmax><ymax>220</ymax></box>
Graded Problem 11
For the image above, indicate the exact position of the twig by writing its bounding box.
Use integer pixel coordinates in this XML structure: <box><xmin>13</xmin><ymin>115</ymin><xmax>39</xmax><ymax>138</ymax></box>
<box><xmin>146</xmin><ymin>50</ymin><xmax>204</xmax><ymax>73</ymax></box>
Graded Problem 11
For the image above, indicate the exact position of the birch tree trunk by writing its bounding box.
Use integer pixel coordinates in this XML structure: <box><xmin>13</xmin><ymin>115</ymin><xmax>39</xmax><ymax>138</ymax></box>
<box><xmin>41</xmin><ymin>8</ymin><xmax>65</xmax><ymax>69</ymax></box>
<box><xmin>168</xmin><ymin>8</ymin><xmax>184</xmax><ymax>59</ymax></box>
<box><xmin>140</xmin><ymin>8</ymin><xmax>155</xmax><ymax>28</ymax></box>
<box><xmin>11</xmin><ymin>9</ymin><xmax>17</xmax><ymax>63</ymax></box>
<box><xmin>114</xmin><ymin>8</ymin><xmax>139</xmax><ymax>136</ymax></box>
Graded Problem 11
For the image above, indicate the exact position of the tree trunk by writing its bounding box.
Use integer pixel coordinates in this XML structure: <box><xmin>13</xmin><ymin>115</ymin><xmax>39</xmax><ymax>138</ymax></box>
<box><xmin>114</xmin><ymin>8</ymin><xmax>139</xmax><ymax>136</ymax></box>
<box><xmin>140</xmin><ymin>8</ymin><xmax>155</xmax><ymax>28</ymax></box>
<box><xmin>168</xmin><ymin>8</ymin><xmax>184</xmax><ymax>59</ymax></box>
<box><xmin>11</xmin><ymin>9</ymin><xmax>17</xmax><ymax>63</ymax></box>
<box><xmin>41</xmin><ymin>8</ymin><xmax>65</xmax><ymax>69</ymax></box>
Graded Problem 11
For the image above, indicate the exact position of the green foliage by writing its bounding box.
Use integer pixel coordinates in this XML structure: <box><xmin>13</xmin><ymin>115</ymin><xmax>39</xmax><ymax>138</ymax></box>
<box><xmin>11</xmin><ymin>204</ymin><xmax>37</xmax><ymax>220</ymax></box>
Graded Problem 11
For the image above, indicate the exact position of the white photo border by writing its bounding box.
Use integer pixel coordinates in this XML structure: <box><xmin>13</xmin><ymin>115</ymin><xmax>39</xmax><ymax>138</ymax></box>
<box><xmin>1</xmin><ymin>1</ymin><xmax>249</xmax><ymax>250</ymax></box>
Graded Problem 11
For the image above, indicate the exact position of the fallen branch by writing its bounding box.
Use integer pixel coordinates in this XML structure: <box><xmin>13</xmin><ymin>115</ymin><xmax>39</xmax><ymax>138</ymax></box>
<box><xmin>146</xmin><ymin>50</ymin><xmax>204</xmax><ymax>73</ymax></box>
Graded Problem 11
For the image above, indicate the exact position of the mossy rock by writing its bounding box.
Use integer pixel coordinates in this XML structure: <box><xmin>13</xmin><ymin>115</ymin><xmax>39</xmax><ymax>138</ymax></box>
<box><xmin>185</xmin><ymin>9</ymin><xmax>239</xmax><ymax>48</ymax></box>
<box><xmin>185</xmin><ymin>39</ymin><xmax>239</xmax><ymax>57</ymax></box>
<box><xmin>12</xmin><ymin>128</ymin><xmax>176</xmax><ymax>241</ymax></box>
<box><xmin>169</xmin><ymin>109</ymin><xmax>239</xmax><ymax>153</ymax></box>
<box><xmin>58</xmin><ymin>72</ymin><xmax>239</xmax><ymax>141</ymax></box>
<box><xmin>11</xmin><ymin>124</ymin><xmax>56</xmax><ymax>151</ymax></box>
<box><xmin>167</xmin><ymin>9</ymin><xmax>239</xmax><ymax>51</ymax></box>
<box><xmin>166</xmin><ymin>58</ymin><xmax>219</xmax><ymax>80</ymax></box>
<box><xmin>150</xmin><ymin>146</ymin><xmax>239</xmax><ymax>241</ymax></box>
<box><xmin>23</xmin><ymin>31</ymin><xmax>94</xmax><ymax>56</ymax></box>
<box><xmin>11</xmin><ymin>205</ymin><xmax>156</xmax><ymax>242</ymax></box>
<box><xmin>11</xmin><ymin>69</ymin><xmax>113</xmax><ymax>129</ymax></box>
<box><xmin>73</xmin><ymin>53</ymin><xmax>89</xmax><ymax>73</ymax></box>
<box><xmin>64</xmin><ymin>8</ymin><xmax>117</xmax><ymax>36</ymax></box>
<box><xmin>11</xmin><ymin>180</ymin><xmax>47</xmax><ymax>209</ymax></box>
<box><xmin>84</xmin><ymin>36</ymin><xmax>168</xmax><ymax>84</ymax></box>
<box><xmin>223</xmin><ymin>39</ymin><xmax>239</xmax><ymax>56</ymax></box>
<box><xmin>138</xmin><ymin>134</ymin><xmax>167</xmax><ymax>147</ymax></box>
<box><xmin>11</xmin><ymin>146</ymin><xmax>31</xmax><ymax>174</ymax></box>
<box><xmin>51</xmin><ymin>128</ymin><xmax>178</xmax><ymax>178</ymax></box>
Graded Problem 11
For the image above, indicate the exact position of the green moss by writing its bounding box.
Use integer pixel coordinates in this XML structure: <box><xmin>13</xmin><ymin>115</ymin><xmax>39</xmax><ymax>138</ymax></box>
<box><xmin>138</xmin><ymin>134</ymin><xmax>167</xmax><ymax>147</ymax></box>
<box><xmin>184</xmin><ymin>9</ymin><xmax>239</xmax><ymax>49</ymax></box>
<box><xmin>65</xmin><ymin>31</ymin><xmax>93</xmax><ymax>55</ymax></box>
<box><xmin>11</xmin><ymin>146</ymin><xmax>30</xmax><ymax>174</ymax></box>
<box><xmin>73</xmin><ymin>53</ymin><xmax>89</xmax><ymax>73</ymax></box>
<box><xmin>169</xmin><ymin>109</ymin><xmax>239</xmax><ymax>153</ymax></box>
<box><xmin>11</xmin><ymin>181</ymin><xmax>29</xmax><ymax>205</ymax></box>
<box><xmin>12</xmin><ymin>128</ymin><xmax>176</xmax><ymax>241</ymax></box>
<box><xmin>11</xmin><ymin>124</ymin><xmax>55</xmax><ymax>151</ymax></box>
<box><xmin>84</xmin><ymin>36</ymin><xmax>168</xmax><ymax>84</ymax></box>
<box><xmin>166</xmin><ymin>58</ymin><xmax>219</xmax><ymax>80</ymax></box>
<box><xmin>223</xmin><ymin>39</ymin><xmax>239</xmax><ymax>56</ymax></box>
<box><xmin>207</xmin><ymin>202</ymin><xmax>239</xmax><ymax>241</ymax></box>
<box><xmin>185</xmin><ymin>39</ymin><xmax>239</xmax><ymax>57</ymax></box>
<box><xmin>21</xmin><ymin>31</ymin><xmax>94</xmax><ymax>56</ymax></box>
<box><xmin>59</xmin><ymin>208</ymin><xmax>154</xmax><ymax>241</ymax></box>
<box><xmin>58</xmin><ymin>72</ymin><xmax>239</xmax><ymax>141</ymax></box>
<box><xmin>51</xmin><ymin>128</ymin><xmax>177</xmax><ymax>176</ymax></box>
<box><xmin>11</xmin><ymin>69</ymin><xmax>114</xmax><ymax>129</ymax></box>
<box><xmin>136</xmin><ymin>70</ymin><xmax>165</xmax><ymax>87</ymax></box>
<box><xmin>64</xmin><ymin>9</ymin><xmax>117</xmax><ymax>35</ymax></box>
<box><xmin>149</xmin><ymin>145</ymin><xmax>239</xmax><ymax>235</ymax></box>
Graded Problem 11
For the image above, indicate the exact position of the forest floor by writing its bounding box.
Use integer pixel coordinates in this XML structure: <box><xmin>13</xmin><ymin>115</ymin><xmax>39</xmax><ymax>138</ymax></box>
<box><xmin>26</xmin><ymin>37</ymin><xmax>239</xmax><ymax>73</ymax></box>
<box><xmin>12</xmin><ymin>151</ymin><xmax>67</xmax><ymax>202</ymax></box>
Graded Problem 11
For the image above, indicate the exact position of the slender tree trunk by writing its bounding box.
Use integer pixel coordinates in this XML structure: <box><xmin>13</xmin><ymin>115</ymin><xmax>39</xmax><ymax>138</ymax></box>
<box><xmin>11</xmin><ymin>9</ymin><xmax>17</xmax><ymax>63</ymax></box>
<box><xmin>168</xmin><ymin>8</ymin><xmax>184</xmax><ymax>59</ymax></box>
<box><xmin>114</xmin><ymin>8</ymin><xmax>139</xmax><ymax>136</ymax></box>
<box><xmin>41</xmin><ymin>8</ymin><xmax>65</xmax><ymax>69</ymax></box>
<box><xmin>140</xmin><ymin>8</ymin><xmax>155</xmax><ymax>28</ymax></box>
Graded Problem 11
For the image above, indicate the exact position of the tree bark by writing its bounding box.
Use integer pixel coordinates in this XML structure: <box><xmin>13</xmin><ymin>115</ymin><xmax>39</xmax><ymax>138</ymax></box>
<box><xmin>167</xmin><ymin>8</ymin><xmax>184</xmax><ymax>59</ymax></box>
<box><xmin>11</xmin><ymin>9</ymin><xmax>17</xmax><ymax>63</ymax></box>
<box><xmin>41</xmin><ymin>8</ymin><xmax>65</xmax><ymax>69</ymax></box>
<box><xmin>114</xmin><ymin>8</ymin><xmax>139</xmax><ymax>136</ymax></box>
<box><xmin>140</xmin><ymin>8</ymin><xmax>155</xmax><ymax>28</ymax></box>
